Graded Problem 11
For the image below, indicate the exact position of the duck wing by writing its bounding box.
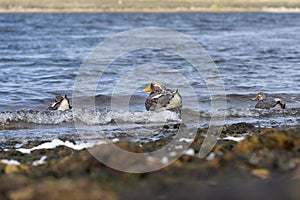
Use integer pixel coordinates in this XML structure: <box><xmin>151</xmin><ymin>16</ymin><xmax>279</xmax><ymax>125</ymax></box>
<box><xmin>146</xmin><ymin>90</ymin><xmax>182</xmax><ymax>111</ymax></box>
<box><xmin>255</xmin><ymin>98</ymin><xmax>277</xmax><ymax>109</ymax></box>
<box><xmin>145</xmin><ymin>92</ymin><xmax>170</xmax><ymax>111</ymax></box>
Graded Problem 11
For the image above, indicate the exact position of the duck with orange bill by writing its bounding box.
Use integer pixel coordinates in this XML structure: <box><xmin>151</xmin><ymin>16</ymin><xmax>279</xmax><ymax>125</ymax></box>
<box><xmin>143</xmin><ymin>81</ymin><xmax>182</xmax><ymax>112</ymax></box>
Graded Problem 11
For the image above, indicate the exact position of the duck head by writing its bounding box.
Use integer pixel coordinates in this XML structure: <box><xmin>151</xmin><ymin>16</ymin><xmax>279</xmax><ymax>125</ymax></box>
<box><xmin>252</xmin><ymin>92</ymin><xmax>267</xmax><ymax>101</ymax></box>
<box><xmin>54</xmin><ymin>95</ymin><xmax>64</xmax><ymax>103</ymax></box>
<box><xmin>143</xmin><ymin>81</ymin><xmax>166</xmax><ymax>93</ymax></box>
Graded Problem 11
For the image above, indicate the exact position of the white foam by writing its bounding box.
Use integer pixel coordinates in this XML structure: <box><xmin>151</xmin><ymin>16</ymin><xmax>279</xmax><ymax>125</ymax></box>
<box><xmin>17</xmin><ymin>139</ymin><xmax>107</xmax><ymax>154</ymax></box>
<box><xmin>112</xmin><ymin>110</ymin><xmax>181</xmax><ymax>124</ymax></box>
<box><xmin>206</xmin><ymin>152</ymin><xmax>216</xmax><ymax>161</ymax></box>
<box><xmin>0</xmin><ymin>159</ymin><xmax>20</xmax><ymax>165</ymax></box>
<box><xmin>175</xmin><ymin>145</ymin><xmax>183</xmax><ymax>150</ymax></box>
<box><xmin>74</xmin><ymin>109</ymin><xmax>181</xmax><ymax>125</ymax></box>
<box><xmin>0</xmin><ymin>109</ymin><xmax>181</xmax><ymax>126</ymax></box>
<box><xmin>146</xmin><ymin>156</ymin><xmax>154</xmax><ymax>162</ymax></box>
<box><xmin>0</xmin><ymin>110</ymin><xmax>73</xmax><ymax>125</ymax></box>
<box><xmin>183</xmin><ymin>148</ymin><xmax>195</xmax><ymax>156</ymax></box>
<box><xmin>179</xmin><ymin>138</ymin><xmax>194</xmax><ymax>143</ymax></box>
<box><xmin>161</xmin><ymin>157</ymin><xmax>169</xmax><ymax>164</ymax></box>
<box><xmin>32</xmin><ymin>156</ymin><xmax>47</xmax><ymax>166</ymax></box>
<box><xmin>169</xmin><ymin>151</ymin><xmax>177</xmax><ymax>157</ymax></box>
<box><xmin>112</xmin><ymin>138</ymin><xmax>120</xmax><ymax>143</ymax></box>
<box><xmin>221</xmin><ymin>136</ymin><xmax>245</xmax><ymax>142</ymax></box>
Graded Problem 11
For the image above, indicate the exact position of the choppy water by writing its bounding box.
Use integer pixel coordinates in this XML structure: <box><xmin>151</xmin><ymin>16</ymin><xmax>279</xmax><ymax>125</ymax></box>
<box><xmin>0</xmin><ymin>13</ymin><xmax>300</xmax><ymax>148</ymax></box>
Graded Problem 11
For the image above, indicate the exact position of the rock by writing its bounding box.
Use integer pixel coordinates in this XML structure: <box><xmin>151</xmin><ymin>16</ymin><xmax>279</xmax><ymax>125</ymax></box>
<box><xmin>5</xmin><ymin>164</ymin><xmax>30</xmax><ymax>174</ymax></box>
<box><xmin>8</xmin><ymin>178</ymin><xmax>117</xmax><ymax>200</ymax></box>
<box><xmin>0</xmin><ymin>175</ymin><xmax>29</xmax><ymax>198</ymax></box>
<box><xmin>233</xmin><ymin>135</ymin><xmax>261</xmax><ymax>153</ymax></box>
<box><xmin>180</xmin><ymin>154</ymin><xmax>194</xmax><ymax>163</ymax></box>
<box><xmin>0</xmin><ymin>162</ymin><xmax>6</xmax><ymax>173</ymax></box>
<box><xmin>222</xmin><ymin>122</ymin><xmax>255</xmax><ymax>135</ymax></box>
<box><xmin>1</xmin><ymin>126</ymin><xmax>300</xmax><ymax>200</ymax></box>
<box><xmin>234</xmin><ymin>131</ymin><xmax>294</xmax><ymax>153</ymax></box>
<box><xmin>251</xmin><ymin>169</ymin><xmax>270</xmax><ymax>179</ymax></box>
<box><xmin>4</xmin><ymin>165</ymin><xmax>19</xmax><ymax>174</ymax></box>
<box><xmin>115</xmin><ymin>141</ymin><xmax>144</xmax><ymax>153</ymax></box>
<box><xmin>291</xmin><ymin>163</ymin><xmax>300</xmax><ymax>180</ymax></box>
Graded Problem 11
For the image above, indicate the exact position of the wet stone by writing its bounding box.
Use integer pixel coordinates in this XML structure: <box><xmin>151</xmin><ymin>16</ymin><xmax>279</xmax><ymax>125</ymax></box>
<box><xmin>0</xmin><ymin>127</ymin><xmax>300</xmax><ymax>199</ymax></box>
<box><xmin>221</xmin><ymin>122</ymin><xmax>256</xmax><ymax>136</ymax></box>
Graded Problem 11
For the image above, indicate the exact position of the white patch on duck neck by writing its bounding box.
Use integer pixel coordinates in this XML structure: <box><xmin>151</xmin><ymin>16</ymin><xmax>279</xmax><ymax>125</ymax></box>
<box><xmin>152</xmin><ymin>93</ymin><xmax>163</xmax><ymax>99</ymax></box>
<box><xmin>57</xmin><ymin>98</ymin><xmax>70</xmax><ymax>111</ymax></box>
<box><xmin>50</xmin><ymin>102</ymin><xmax>57</xmax><ymax>108</ymax></box>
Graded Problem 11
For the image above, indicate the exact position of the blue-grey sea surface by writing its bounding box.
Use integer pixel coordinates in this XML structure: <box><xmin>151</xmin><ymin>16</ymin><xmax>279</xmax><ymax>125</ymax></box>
<box><xmin>0</xmin><ymin>13</ymin><xmax>299</xmax><ymax>147</ymax></box>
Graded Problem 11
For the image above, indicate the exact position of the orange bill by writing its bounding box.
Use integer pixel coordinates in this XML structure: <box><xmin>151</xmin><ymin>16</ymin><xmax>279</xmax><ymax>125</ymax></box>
<box><xmin>143</xmin><ymin>84</ymin><xmax>152</xmax><ymax>92</ymax></box>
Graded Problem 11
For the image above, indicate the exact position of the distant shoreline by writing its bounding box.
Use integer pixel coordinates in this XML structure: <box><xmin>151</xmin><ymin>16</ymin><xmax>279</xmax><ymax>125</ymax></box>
<box><xmin>0</xmin><ymin>7</ymin><xmax>300</xmax><ymax>13</ymax></box>
<box><xmin>1</xmin><ymin>0</ymin><xmax>300</xmax><ymax>13</ymax></box>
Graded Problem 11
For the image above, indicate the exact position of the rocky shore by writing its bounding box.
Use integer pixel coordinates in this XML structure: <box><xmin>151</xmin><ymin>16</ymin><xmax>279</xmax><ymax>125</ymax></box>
<box><xmin>1</xmin><ymin>123</ymin><xmax>300</xmax><ymax>199</ymax></box>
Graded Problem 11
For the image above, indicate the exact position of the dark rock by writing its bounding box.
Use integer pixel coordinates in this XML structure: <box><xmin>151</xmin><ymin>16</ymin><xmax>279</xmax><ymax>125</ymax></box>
<box><xmin>222</xmin><ymin>122</ymin><xmax>256</xmax><ymax>135</ymax></box>
<box><xmin>1</xmin><ymin>126</ymin><xmax>300</xmax><ymax>199</ymax></box>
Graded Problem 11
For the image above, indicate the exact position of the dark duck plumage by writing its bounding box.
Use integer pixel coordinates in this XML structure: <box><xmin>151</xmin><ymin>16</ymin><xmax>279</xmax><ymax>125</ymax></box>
<box><xmin>143</xmin><ymin>81</ymin><xmax>182</xmax><ymax>112</ymax></box>
<box><xmin>48</xmin><ymin>95</ymin><xmax>72</xmax><ymax>111</ymax></box>
<box><xmin>252</xmin><ymin>92</ymin><xmax>285</xmax><ymax>109</ymax></box>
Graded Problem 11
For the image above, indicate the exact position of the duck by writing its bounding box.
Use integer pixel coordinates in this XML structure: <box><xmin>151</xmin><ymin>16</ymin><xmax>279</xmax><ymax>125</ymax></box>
<box><xmin>251</xmin><ymin>92</ymin><xmax>285</xmax><ymax>109</ymax></box>
<box><xmin>143</xmin><ymin>81</ymin><xmax>182</xmax><ymax>112</ymax></box>
<box><xmin>48</xmin><ymin>95</ymin><xmax>72</xmax><ymax>111</ymax></box>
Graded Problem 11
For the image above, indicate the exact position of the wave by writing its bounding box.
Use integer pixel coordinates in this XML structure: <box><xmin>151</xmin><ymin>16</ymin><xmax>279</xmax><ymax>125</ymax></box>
<box><xmin>190</xmin><ymin>107</ymin><xmax>300</xmax><ymax>118</ymax></box>
<box><xmin>0</xmin><ymin>110</ymin><xmax>73</xmax><ymax>125</ymax></box>
<box><xmin>0</xmin><ymin>109</ymin><xmax>181</xmax><ymax>126</ymax></box>
<box><xmin>0</xmin><ymin>107</ymin><xmax>299</xmax><ymax>130</ymax></box>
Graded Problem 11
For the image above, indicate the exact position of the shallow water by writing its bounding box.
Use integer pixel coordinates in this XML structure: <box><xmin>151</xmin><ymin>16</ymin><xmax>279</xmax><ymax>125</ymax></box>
<box><xmin>0</xmin><ymin>13</ymin><xmax>300</xmax><ymax>147</ymax></box>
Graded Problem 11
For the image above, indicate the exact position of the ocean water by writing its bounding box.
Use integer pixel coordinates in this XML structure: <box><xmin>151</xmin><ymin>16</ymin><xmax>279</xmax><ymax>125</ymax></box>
<box><xmin>0</xmin><ymin>13</ymin><xmax>300</xmax><ymax>147</ymax></box>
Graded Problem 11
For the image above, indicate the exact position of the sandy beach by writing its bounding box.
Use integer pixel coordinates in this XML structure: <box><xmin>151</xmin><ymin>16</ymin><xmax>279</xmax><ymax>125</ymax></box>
<box><xmin>0</xmin><ymin>0</ymin><xmax>300</xmax><ymax>13</ymax></box>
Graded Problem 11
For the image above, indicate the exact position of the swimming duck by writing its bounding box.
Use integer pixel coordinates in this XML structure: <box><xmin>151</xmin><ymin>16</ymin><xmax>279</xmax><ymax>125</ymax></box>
<box><xmin>143</xmin><ymin>81</ymin><xmax>182</xmax><ymax>112</ymax></box>
<box><xmin>48</xmin><ymin>95</ymin><xmax>72</xmax><ymax>111</ymax></box>
<box><xmin>251</xmin><ymin>92</ymin><xmax>285</xmax><ymax>109</ymax></box>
